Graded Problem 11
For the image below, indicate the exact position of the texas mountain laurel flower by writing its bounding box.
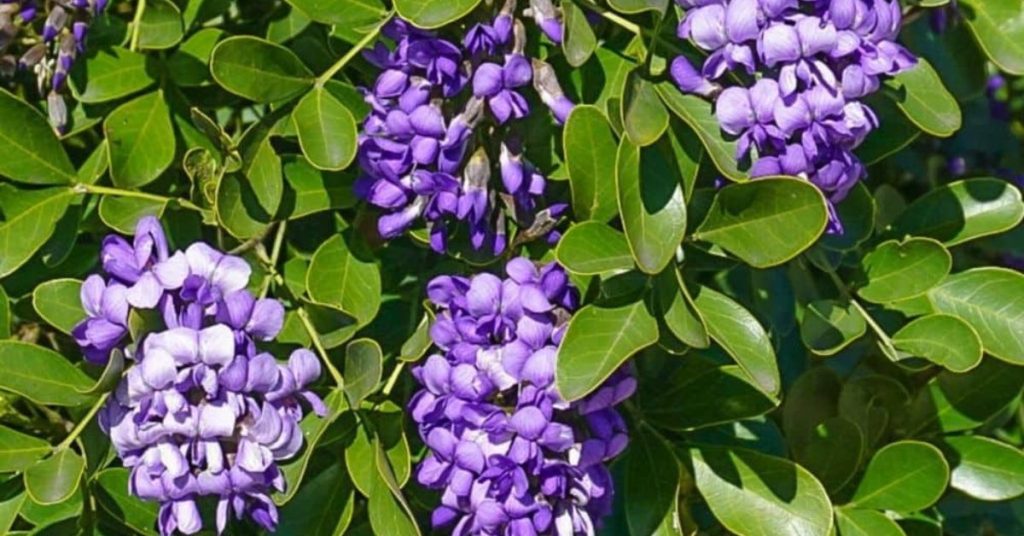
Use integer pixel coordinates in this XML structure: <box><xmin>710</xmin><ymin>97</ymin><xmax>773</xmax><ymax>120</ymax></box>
<box><xmin>356</xmin><ymin>0</ymin><xmax>575</xmax><ymax>256</ymax></box>
<box><xmin>671</xmin><ymin>0</ymin><xmax>917</xmax><ymax>228</ymax></box>
<box><xmin>409</xmin><ymin>259</ymin><xmax>635</xmax><ymax>535</ymax></box>
<box><xmin>73</xmin><ymin>217</ymin><xmax>325</xmax><ymax>535</ymax></box>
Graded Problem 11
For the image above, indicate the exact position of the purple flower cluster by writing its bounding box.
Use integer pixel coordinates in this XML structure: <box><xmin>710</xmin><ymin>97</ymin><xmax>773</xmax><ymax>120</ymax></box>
<box><xmin>356</xmin><ymin>3</ymin><xmax>573</xmax><ymax>255</ymax></box>
<box><xmin>672</xmin><ymin>0</ymin><xmax>917</xmax><ymax>219</ymax></box>
<box><xmin>74</xmin><ymin>217</ymin><xmax>325</xmax><ymax>535</ymax></box>
<box><xmin>409</xmin><ymin>259</ymin><xmax>635</xmax><ymax>535</ymax></box>
<box><xmin>0</xmin><ymin>0</ymin><xmax>109</xmax><ymax>130</ymax></box>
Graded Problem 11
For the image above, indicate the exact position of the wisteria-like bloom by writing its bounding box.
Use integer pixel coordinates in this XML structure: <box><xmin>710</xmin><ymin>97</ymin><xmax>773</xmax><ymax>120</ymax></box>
<box><xmin>74</xmin><ymin>217</ymin><xmax>325</xmax><ymax>536</ymax></box>
<box><xmin>0</xmin><ymin>0</ymin><xmax>109</xmax><ymax>130</ymax></box>
<box><xmin>672</xmin><ymin>0</ymin><xmax>917</xmax><ymax>228</ymax></box>
<box><xmin>409</xmin><ymin>259</ymin><xmax>635</xmax><ymax>535</ymax></box>
<box><xmin>356</xmin><ymin>2</ymin><xmax>572</xmax><ymax>256</ymax></box>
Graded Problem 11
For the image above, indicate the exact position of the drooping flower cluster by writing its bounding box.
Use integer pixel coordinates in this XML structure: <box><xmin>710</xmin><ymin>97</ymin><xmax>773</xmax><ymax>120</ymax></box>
<box><xmin>356</xmin><ymin>1</ymin><xmax>573</xmax><ymax>256</ymax></box>
<box><xmin>73</xmin><ymin>217</ymin><xmax>325</xmax><ymax>536</ymax></box>
<box><xmin>0</xmin><ymin>0</ymin><xmax>109</xmax><ymax>130</ymax></box>
<box><xmin>672</xmin><ymin>0</ymin><xmax>917</xmax><ymax>221</ymax></box>
<box><xmin>409</xmin><ymin>259</ymin><xmax>635</xmax><ymax>535</ymax></box>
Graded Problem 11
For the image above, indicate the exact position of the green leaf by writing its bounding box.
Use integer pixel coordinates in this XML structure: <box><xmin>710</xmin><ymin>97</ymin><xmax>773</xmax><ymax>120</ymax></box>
<box><xmin>858</xmin><ymin>238</ymin><xmax>952</xmax><ymax>304</ymax></box>
<box><xmin>623</xmin><ymin>71</ymin><xmax>670</xmax><ymax>147</ymax></box>
<box><xmin>615</xmin><ymin>135</ymin><xmax>688</xmax><ymax>274</ymax></box>
<box><xmin>608</xmin><ymin>0</ymin><xmax>668</xmax><ymax>14</ymax></box>
<box><xmin>821</xmin><ymin>183</ymin><xmax>876</xmax><ymax>251</ymax></box>
<box><xmin>562</xmin><ymin>2</ymin><xmax>597</xmax><ymax>67</ymax></box>
<box><xmin>942</xmin><ymin>436</ymin><xmax>1024</xmax><ymax>501</ymax></box>
<box><xmin>796</xmin><ymin>417</ymin><xmax>864</xmax><ymax>494</ymax></box>
<box><xmin>886</xmin><ymin>59</ymin><xmax>962</xmax><ymax>137</ymax></box>
<box><xmin>928</xmin><ymin>268</ymin><xmax>1024</xmax><ymax>364</ymax></box>
<box><xmin>32</xmin><ymin>279</ymin><xmax>85</xmax><ymax>335</ymax></box>
<box><xmin>0</xmin><ymin>88</ymin><xmax>76</xmax><ymax>185</ymax></box>
<box><xmin>345</xmin><ymin>404</ymin><xmax>411</xmax><ymax>495</ymax></box>
<box><xmin>888</xmin><ymin>178</ymin><xmax>1024</xmax><ymax>246</ymax></box>
<box><xmin>0</xmin><ymin>480</ymin><xmax>24</xmax><ymax>535</ymax></box>
<box><xmin>137</xmin><ymin>0</ymin><xmax>184</xmax><ymax>50</ymax></box>
<box><xmin>0</xmin><ymin>188</ymin><xmax>73</xmax><ymax>278</ymax></box>
<box><xmin>216</xmin><ymin>174</ymin><xmax>272</xmax><ymax>239</ymax></box>
<box><xmin>783</xmin><ymin>367</ymin><xmax>842</xmax><ymax>450</ymax></box>
<box><xmin>239</xmin><ymin>110</ymin><xmax>288</xmax><ymax>216</ymax></box>
<box><xmin>366</xmin><ymin>435</ymin><xmax>421</xmax><ymax>536</ymax></box>
<box><xmin>0</xmin><ymin>342</ymin><xmax>94</xmax><ymax>406</ymax></box>
<box><xmin>835</xmin><ymin>508</ymin><xmax>907</xmax><ymax>536</ymax></box>
<box><xmin>282</xmin><ymin>156</ymin><xmax>357</xmax><ymax>220</ymax></box>
<box><xmin>656</xmin><ymin>82</ymin><xmax>747</xmax><ymax>182</ymax></box>
<box><xmin>695</xmin><ymin>178</ymin><xmax>829</xmax><ymax>268</ymax></box>
<box><xmin>21</xmin><ymin>484</ymin><xmax>82</xmax><ymax>526</ymax></box>
<box><xmin>307</xmin><ymin>233</ymin><xmax>381</xmax><ymax>327</ymax></box>
<box><xmin>94</xmin><ymin>469</ymin><xmax>158</xmax><ymax>536</ymax></box>
<box><xmin>210</xmin><ymin>36</ymin><xmax>314</xmax><ymax>102</ymax></box>
<box><xmin>0</xmin><ymin>425</ymin><xmax>50</xmax><ymax>473</ymax></box>
<box><xmin>654</xmin><ymin>268</ymin><xmax>710</xmax><ymax>349</ymax></box>
<box><xmin>691</xmin><ymin>445</ymin><xmax>833</xmax><ymax>536</ymax></box>
<box><xmin>849</xmin><ymin>440</ymin><xmax>949</xmax><ymax>513</ymax></box>
<box><xmin>41</xmin><ymin>204</ymin><xmax>81</xmax><ymax>268</ymax></box>
<box><xmin>902</xmin><ymin>18</ymin><xmax>988</xmax><ymax>101</ymax></box>
<box><xmin>105</xmin><ymin>91</ymin><xmax>176</xmax><ymax>188</ymax></box>
<box><xmin>564</xmin><ymin>106</ymin><xmax>619</xmax><ymax>222</ymax></box>
<box><xmin>625</xmin><ymin>425</ymin><xmax>682</xmax><ymax>536</ymax></box>
<box><xmin>344</xmin><ymin>339</ymin><xmax>382</xmax><ymax>407</ymax></box>
<box><xmin>166</xmin><ymin>28</ymin><xmax>224</xmax><ymax>87</ymax></box>
<box><xmin>555</xmin><ymin>300</ymin><xmax>659</xmax><ymax>402</ymax></box>
<box><xmin>958</xmin><ymin>0</ymin><xmax>1024</xmax><ymax>75</ymax></box>
<box><xmin>287</xmin><ymin>0</ymin><xmax>387</xmax><ymax>28</ymax></box>
<box><xmin>393</xmin><ymin>0</ymin><xmax>481</xmax><ymax>29</ymax></box>
<box><xmin>98</xmin><ymin>195</ymin><xmax>167</xmax><ymax>234</ymax></box>
<box><xmin>693</xmin><ymin>286</ymin><xmax>780</xmax><ymax>396</ymax></box>
<box><xmin>856</xmin><ymin>96</ymin><xmax>921</xmax><ymax>166</ymax></box>
<box><xmin>799</xmin><ymin>300</ymin><xmax>867</xmax><ymax>356</ymax></box>
<box><xmin>398</xmin><ymin>309</ymin><xmax>434</xmax><ymax>363</ymax></box>
<box><xmin>275</xmin><ymin>390</ymin><xmax>348</xmax><ymax>505</ymax></box>
<box><xmin>277</xmin><ymin>463</ymin><xmax>356</xmax><ymax>536</ymax></box>
<box><xmin>71</xmin><ymin>48</ymin><xmax>155</xmax><ymax>103</ymax></box>
<box><xmin>906</xmin><ymin>358</ymin><xmax>1024</xmax><ymax>435</ymax></box>
<box><xmin>24</xmin><ymin>450</ymin><xmax>85</xmax><ymax>506</ymax></box>
<box><xmin>0</xmin><ymin>286</ymin><xmax>9</xmax><ymax>338</ymax></box>
<box><xmin>293</xmin><ymin>87</ymin><xmax>358</xmax><ymax>171</ymax></box>
<box><xmin>892</xmin><ymin>315</ymin><xmax>983</xmax><ymax>373</ymax></box>
<box><xmin>555</xmin><ymin>222</ymin><xmax>634</xmax><ymax>276</ymax></box>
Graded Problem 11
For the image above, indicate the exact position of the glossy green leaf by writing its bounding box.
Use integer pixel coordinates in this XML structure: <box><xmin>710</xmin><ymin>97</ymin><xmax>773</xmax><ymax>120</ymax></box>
<box><xmin>287</xmin><ymin>0</ymin><xmax>388</xmax><ymax>29</ymax></box>
<box><xmin>892</xmin><ymin>315</ymin><xmax>983</xmax><ymax>373</ymax></box>
<box><xmin>398</xmin><ymin>309</ymin><xmax>434</xmax><ymax>363</ymax></box>
<box><xmin>835</xmin><ymin>508</ymin><xmax>907</xmax><ymax>536</ymax></box>
<box><xmin>0</xmin><ymin>342</ymin><xmax>94</xmax><ymax>406</ymax></box>
<box><xmin>210</xmin><ymin>36</ymin><xmax>314</xmax><ymax>102</ymax></box>
<box><xmin>282</xmin><ymin>156</ymin><xmax>356</xmax><ymax>219</ymax></box>
<box><xmin>275</xmin><ymin>390</ymin><xmax>348</xmax><ymax>505</ymax></box>
<box><xmin>166</xmin><ymin>28</ymin><xmax>224</xmax><ymax>87</ymax></box>
<box><xmin>137</xmin><ymin>0</ymin><xmax>184</xmax><ymax>50</ymax></box>
<box><xmin>903</xmin><ymin>18</ymin><xmax>988</xmax><ymax>101</ymax></box>
<box><xmin>0</xmin><ymin>188</ymin><xmax>73</xmax><ymax>278</ymax></box>
<box><xmin>71</xmin><ymin>48</ymin><xmax>155</xmax><ymax>103</ymax></box>
<box><xmin>695</xmin><ymin>178</ymin><xmax>828</xmax><ymax>268</ymax></box>
<box><xmin>216</xmin><ymin>174</ymin><xmax>272</xmax><ymax>239</ymax></box>
<box><xmin>656</xmin><ymin>82</ymin><xmax>747</xmax><ymax>181</ymax></box>
<box><xmin>623</xmin><ymin>71</ymin><xmax>669</xmax><ymax>147</ymax></box>
<box><xmin>889</xmin><ymin>178</ymin><xmax>1024</xmax><ymax>246</ymax></box>
<box><xmin>238</xmin><ymin>110</ymin><xmax>287</xmax><ymax>216</ymax></box>
<box><xmin>564</xmin><ymin>106</ymin><xmax>619</xmax><ymax>222</ymax></box>
<box><xmin>906</xmin><ymin>358</ymin><xmax>1024</xmax><ymax>435</ymax></box>
<box><xmin>849</xmin><ymin>441</ymin><xmax>948</xmax><ymax>513</ymax></box>
<box><xmin>0</xmin><ymin>480</ymin><xmax>24</xmax><ymax>535</ymax></box>
<box><xmin>24</xmin><ymin>449</ymin><xmax>85</xmax><ymax>506</ymax></box>
<box><xmin>20</xmin><ymin>484</ymin><xmax>82</xmax><ymax>527</ymax></box>
<box><xmin>928</xmin><ymin>268</ymin><xmax>1024</xmax><ymax>364</ymax></box>
<box><xmin>105</xmin><ymin>91</ymin><xmax>175</xmax><ymax>188</ymax></box>
<box><xmin>796</xmin><ymin>417</ymin><xmax>864</xmax><ymax>494</ymax></box>
<box><xmin>800</xmin><ymin>300</ymin><xmax>867</xmax><ymax>356</ymax></box>
<box><xmin>562</xmin><ymin>1</ymin><xmax>597</xmax><ymax>67</ymax></box>
<box><xmin>858</xmin><ymin>238</ymin><xmax>952</xmax><ymax>304</ymax></box>
<box><xmin>98</xmin><ymin>195</ymin><xmax>167</xmax><ymax>234</ymax></box>
<box><xmin>0</xmin><ymin>425</ymin><xmax>50</xmax><ymax>473</ymax></box>
<box><xmin>293</xmin><ymin>87</ymin><xmax>358</xmax><ymax>171</ymax></box>
<box><xmin>345</xmin><ymin>404</ymin><xmax>411</xmax><ymax>495</ymax></box>
<box><xmin>693</xmin><ymin>286</ymin><xmax>780</xmax><ymax>396</ymax></box>
<box><xmin>307</xmin><ymin>233</ymin><xmax>381</xmax><ymax>327</ymax></box>
<box><xmin>94</xmin><ymin>469</ymin><xmax>158</xmax><ymax>536</ymax></box>
<box><xmin>958</xmin><ymin>0</ymin><xmax>1024</xmax><ymax>75</ymax></box>
<box><xmin>856</xmin><ymin>96</ymin><xmax>921</xmax><ymax>166</ymax></box>
<box><xmin>886</xmin><ymin>59</ymin><xmax>961</xmax><ymax>137</ymax></box>
<box><xmin>277</xmin><ymin>463</ymin><xmax>356</xmax><ymax>536</ymax></box>
<box><xmin>32</xmin><ymin>279</ymin><xmax>85</xmax><ymax>335</ymax></box>
<box><xmin>943</xmin><ymin>436</ymin><xmax>1024</xmax><ymax>501</ymax></box>
<box><xmin>655</xmin><ymin>268</ymin><xmax>710</xmax><ymax>349</ymax></box>
<box><xmin>366</xmin><ymin>435</ymin><xmax>421</xmax><ymax>536</ymax></box>
<box><xmin>625</xmin><ymin>425</ymin><xmax>681</xmax><ymax>536</ymax></box>
<box><xmin>0</xmin><ymin>89</ymin><xmax>76</xmax><ymax>185</ymax></box>
<box><xmin>555</xmin><ymin>301</ymin><xmax>659</xmax><ymax>402</ymax></box>
<box><xmin>615</xmin><ymin>135</ymin><xmax>687</xmax><ymax>274</ymax></box>
<box><xmin>393</xmin><ymin>0</ymin><xmax>481</xmax><ymax>29</ymax></box>
<box><xmin>0</xmin><ymin>286</ymin><xmax>8</xmax><ymax>338</ymax></box>
<box><xmin>555</xmin><ymin>222</ymin><xmax>634</xmax><ymax>276</ymax></box>
<box><xmin>608</xmin><ymin>0</ymin><xmax>668</xmax><ymax>14</ymax></box>
<box><xmin>692</xmin><ymin>445</ymin><xmax>833</xmax><ymax>536</ymax></box>
<box><xmin>344</xmin><ymin>339</ymin><xmax>382</xmax><ymax>406</ymax></box>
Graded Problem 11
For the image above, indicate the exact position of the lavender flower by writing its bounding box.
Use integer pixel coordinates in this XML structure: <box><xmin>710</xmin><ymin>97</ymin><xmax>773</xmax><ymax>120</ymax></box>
<box><xmin>356</xmin><ymin>2</ymin><xmax>573</xmax><ymax>256</ymax></box>
<box><xmin>672</xmin><ymin>0</ymin><xmax>917</xmax><ymax>229</ymax></box>
<box><xmin>75</xmin><ymin>217</ymin><xmax>325</xmax><ymax>535</ymax></box>
<box><xmin>409</xmin><ymin>259</ymin><xmax>634</xmax><ymax>535</ymax></box>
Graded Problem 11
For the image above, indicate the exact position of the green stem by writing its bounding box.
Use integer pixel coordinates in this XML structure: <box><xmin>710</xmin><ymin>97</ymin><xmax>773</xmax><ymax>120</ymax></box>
<box><xmin>315</xmin><ymin>16</ymin><xmax>392</xmax><ymax>87</ymax></box>
<box><xmin>75</xmin><ymin>183</ymin><xmax>204</xmax><ymax>213</ymax></box>
<box><xmin>382</xmin><ymin>362</ymin><xmax>405</xmax><ymax>397</ymax></box>
<box><xmin>56</xmin><ymin>392</ymin><xmax>110</xmax><ymax>452</ymax></box>
<box><xmin>259</xmin><ymin>222</ymin><xmax>288</xmax><ymax>299</ymax></box>
<box><xmin>816</xmin><ymin>255</ymin><xmax>900</xmax><ymax>357</ymax></box>
<box><xmin>129</xmin><ymin>0</ymin><xmax>148</xmax><ymax>52</ymax></box>
<box><xmin>297</xmin><ymin>308</ymin><xmax>345</xmax><ymax>387</ymax></box>
<box><xmin>577</xmin><ymin>1</ymin><xmax>642</xmax><ymax>35</ymax></box>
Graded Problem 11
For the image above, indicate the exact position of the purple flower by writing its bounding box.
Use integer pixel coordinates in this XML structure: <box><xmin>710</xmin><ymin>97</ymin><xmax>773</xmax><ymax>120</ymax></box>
<box><xmin>410</xmin><ymin>259</ymin><xmax>633</xmax><ymax>535</ymax></box>
<box><xmin>73</xmin><ymin>275</ymin><xmax>129</xmax><ymax>364</ymax></box>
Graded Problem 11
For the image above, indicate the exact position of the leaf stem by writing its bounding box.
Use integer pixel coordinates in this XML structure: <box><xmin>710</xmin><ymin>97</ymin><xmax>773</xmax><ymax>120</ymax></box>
<box><xmin>815</xmin><ymin>255</ymin><xmax>900</xmax><ymax>357</ymax></box>
<box><xmin>315</xmin><ymin>15</ymin><xmax>393</xmax><ymax>87</ymax></box>
<box><xmin>56</xmin><ymin>392</ymin><xmax>110</xmax><ymax>452</ymax></box>
<box><xmin>576</xmin><ymin>1</ymin><xmax>642</xmax><ymax>35</ymax></box>
<box><xmin>260</xmin><ymin>221</ymin><xmax>288</xmax><ymax>299</ymax></box>
<box><xmin>74</xmin><ymin>183</ymin><xmax>205</xmax><ymax>213</ymax></box>
<box><xmin>297</xmin><ymin>307</ymin><xmax>345</xmax><ymax>387</ymax></box>
<box><xmin>382</xmin><ymin>362</ymin><xmax>405</xmax><ymax>397</ymax></box>
<box><xmin>129</xmin><ymin>0</ymin><xmax>148</xmax><ymax>52</ymax></box>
